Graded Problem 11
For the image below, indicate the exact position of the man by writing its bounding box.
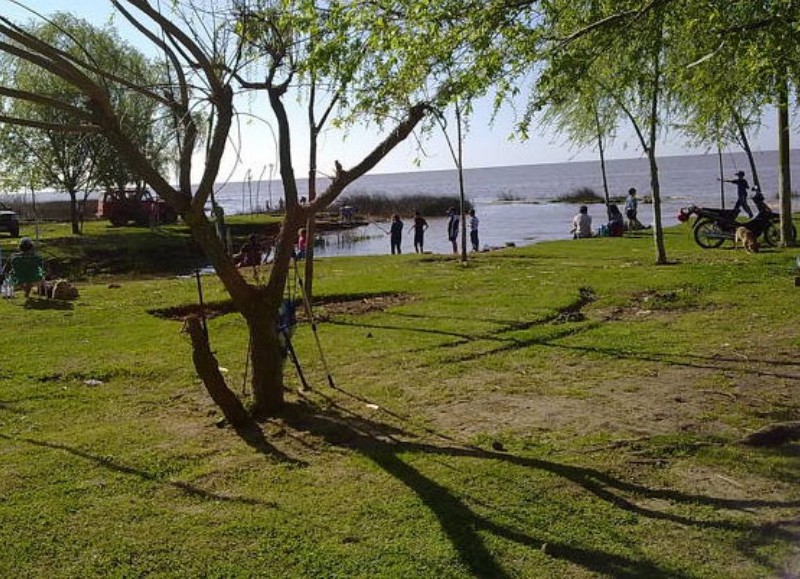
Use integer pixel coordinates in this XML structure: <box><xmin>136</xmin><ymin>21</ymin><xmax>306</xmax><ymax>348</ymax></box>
<box><xmin>722</xmin><ymin>170</ymin><xmax>754</xmax><ymax>218</ymax></box>
<box><xmin>571</xmin><ymin>206</ymin><xmax>592</xmax><ymax>239</ymax></box>
<box><xmin>446</xmin><ymin>206</ymin><xmax>459</xmax><ymax>254</ymax></box>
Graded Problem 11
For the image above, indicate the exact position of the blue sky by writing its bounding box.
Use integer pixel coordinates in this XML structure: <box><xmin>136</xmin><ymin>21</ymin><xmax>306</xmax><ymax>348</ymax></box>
<box><xmin>3</xmin><ymin>1</ymin><xmax>792</xmax><ymax>182</ymax></box>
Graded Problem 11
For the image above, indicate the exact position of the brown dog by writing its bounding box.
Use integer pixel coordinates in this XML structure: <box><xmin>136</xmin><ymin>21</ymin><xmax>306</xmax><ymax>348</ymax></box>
<box><xmin>735</xmin><ymin>226</ymin><xmax>759</xmax><ymax>253</ymax></box>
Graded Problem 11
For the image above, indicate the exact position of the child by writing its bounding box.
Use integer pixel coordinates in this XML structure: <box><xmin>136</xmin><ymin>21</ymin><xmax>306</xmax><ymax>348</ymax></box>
<box><xmin>389</xmin><ymin>214</ymin><xmax>403</xmax><ymax>255</ymax></box>
<box><xmin>468</xmin><ymin>209</ymin><xmax>479</xmax><ymax>252</ymax></box>
<box><xmin>296</xmin><ymin>228</ymin><xmax>307</xmax><ymax>260</ymax></box>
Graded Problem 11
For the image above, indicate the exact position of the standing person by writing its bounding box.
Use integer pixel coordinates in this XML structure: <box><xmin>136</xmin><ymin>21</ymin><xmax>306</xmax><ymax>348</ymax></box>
<box><xmin>389</xmin><ymin>214</ymin><xmax>403</xmax><ymax>254</ymax></box>
<box><xmin>446</xmin><ymin>206</ymin><xmax>459</xmax><ymax>254</ymax></box>
<box><xmin>624</xmin><ymin>188</ymin><xmax>646</xmax><ymax>230</ymax></box>
<box><xmin>570</xmin><ymin>206</ymin><xmax>593</xmax><ymax>239</ymax></box>
<box><xmin>720</xmin><ymin>170</ymin><xmax>754</xmax><ymax>218</ymax></box>
<box><xmin>468</xmin><ymin>209</ymin><xmax>480</xmax><ymax>251</ymax></box>
<box><xmin>296</xmin><ymin>228</ymin><xmax>308</xmax><ymax>260</ymax></box>
<box><xmin>410</xmin><ymin>211</ymin><xmax>429</xmax><ymax>253</ymax></box>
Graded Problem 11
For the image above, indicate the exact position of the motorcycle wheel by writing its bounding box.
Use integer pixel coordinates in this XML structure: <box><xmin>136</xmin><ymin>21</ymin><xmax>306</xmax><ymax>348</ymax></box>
<box><xmin>693</xmin><ymin>218</ymin><xmax>726</xmax><ymax>248</ymax></box>
<box><xmin>763</xmin><ymin>222</ymin><xmax>797</xmax><ymax>247</ymax></box>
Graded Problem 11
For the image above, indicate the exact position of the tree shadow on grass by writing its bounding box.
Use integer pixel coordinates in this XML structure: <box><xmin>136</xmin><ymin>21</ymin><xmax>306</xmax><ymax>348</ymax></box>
<box><xmin>274</xmin><ymin>401</ymin><xmax>799</xmax><ymax>578</ymax></box>
<box><xmin>21</xmin><ymin>297</ymin><xmax>74</xmax><ymax>311</ymax></box>
<box><xmin>0</xmin><ymin>431</ymin><xmax>284</xmax><ymax>508</ymax></box>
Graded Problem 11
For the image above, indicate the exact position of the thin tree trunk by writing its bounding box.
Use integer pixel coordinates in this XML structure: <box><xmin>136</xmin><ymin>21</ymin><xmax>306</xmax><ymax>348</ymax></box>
<box><xmin>717</xmin><ymin>144</ymin><xmax>725</xmax><ymax>208</ymax></box>
<box><xmin>68</xmin><ymin>189</ymin><xmax>80</xmax><ymax>235</ymax></box>
<box><xmin>732</xmin><ymin>110</ymin><xmax>761</xmax><ymax>192</ymax></box>
<box><xmin>456</xmin><ymin>103</ymin><xmax>467</xmax><ymax>262</ymax></box>
<box><xmin>594</xmin><ymin>107</ymin><xmax>610</xmax><ymax>217</ymax></box>
<box><xmin>648</xmin><ymin>28</ymin><xmax>667</xmax><ymax>264</ymax></box>
<box><xmin>777</xmin><ymin>74</ymin><xmax>794</xmax><ymax>247</ymax></box>
<box><xmin>304</xmin><ymin>76</ymin><xmax>318</xmax><ymax>299</ymax></box>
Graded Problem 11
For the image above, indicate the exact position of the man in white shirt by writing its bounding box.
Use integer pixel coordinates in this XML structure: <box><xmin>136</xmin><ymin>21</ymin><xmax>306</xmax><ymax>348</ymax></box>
<box><xmin>571</xmin><ymin>205</ymin><xmax>592</xmax><ymax>239</ymax></box>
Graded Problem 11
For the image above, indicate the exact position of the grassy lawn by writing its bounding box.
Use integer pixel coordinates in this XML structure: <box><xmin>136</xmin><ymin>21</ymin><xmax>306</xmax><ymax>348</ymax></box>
<box><xmin>0</xmin><ymin>219</ymin><xmax>799</xmax><ymax>577</ymax></box>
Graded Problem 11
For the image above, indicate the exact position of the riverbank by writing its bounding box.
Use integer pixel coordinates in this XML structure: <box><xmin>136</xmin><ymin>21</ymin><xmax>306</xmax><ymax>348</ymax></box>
<box><xmin>0</xmin><ymin>221</ymin><xmax>798</xmax><ymax>577</ymax></box>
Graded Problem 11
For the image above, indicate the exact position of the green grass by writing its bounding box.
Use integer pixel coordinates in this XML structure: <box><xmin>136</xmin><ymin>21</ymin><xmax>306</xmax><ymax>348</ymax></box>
<box><xmin>1</xmin><ymin>219</ymin><xmax>799</xmax><ymax>577</ymax></box>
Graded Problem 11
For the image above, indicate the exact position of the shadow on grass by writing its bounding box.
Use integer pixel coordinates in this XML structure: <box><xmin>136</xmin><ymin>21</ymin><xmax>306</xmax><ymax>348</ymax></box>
<box><xmin>21</xmin><ymin>297</ymin><xmax>74</xmax><ymax>311</ymax></box>
<box><xmin>0</xmin><ymin>432</ymin><xmax>284</xmax><ymax>508</ymax></box>
<box><xmin>272</xmin><ymin>401</ymin><xmax>798</xmax><ymax>578</ymax></box>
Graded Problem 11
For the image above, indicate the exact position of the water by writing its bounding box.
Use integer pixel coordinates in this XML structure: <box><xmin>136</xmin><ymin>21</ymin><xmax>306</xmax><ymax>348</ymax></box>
<box><xmin>212</xmin><ymin>150</ymin><xmax>799</xmax><ymax>257</ymax></box>
<box><xmin>6</xmin><ymin>150</ymin><xmax>798</xmax><ymax>257</ymax></box>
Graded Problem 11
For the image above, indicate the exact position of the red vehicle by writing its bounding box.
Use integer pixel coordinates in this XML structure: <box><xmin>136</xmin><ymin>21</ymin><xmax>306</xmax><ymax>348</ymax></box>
<box><xmin>97</xmin><ymin>189</ymin><xmax>178</xmax><ymax>227</ymax></box>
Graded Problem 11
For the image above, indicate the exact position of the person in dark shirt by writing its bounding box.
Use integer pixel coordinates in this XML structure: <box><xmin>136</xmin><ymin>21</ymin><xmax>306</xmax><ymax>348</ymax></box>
<box><xmin>721</xmin><ymin>170</ymin><xmax>753</xmax><ymax>218</ymax></box>
<box><xmin>389</xmin><ymin>214</ymin><xmax>403</xmax><ymax>254</ymax></box>
<box><xmin>410</xmin><ymin>211</ymin><xmax>429</xmax><ymax>253</ymax></box>
<box><xmin>446</xmin><ymin>206</ymin><xmax>459</xmax><ymax>254</ymax></box>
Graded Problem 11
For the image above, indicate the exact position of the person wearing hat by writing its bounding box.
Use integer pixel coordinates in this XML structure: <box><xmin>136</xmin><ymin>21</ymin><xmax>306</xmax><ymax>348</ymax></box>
<box><xmin>720</xmin><ymin>170</ymin><xmax>753</xmax><ymax>218</ymax></box>
<box><xmin>624</xmin><ymin>188</ymin><xmax>646</xmax><ymax>230</ymax></box>
<box><xmin>2</xmin><ymin>237</ymin><xmax>45</xmax><ymax>298</ymax></box>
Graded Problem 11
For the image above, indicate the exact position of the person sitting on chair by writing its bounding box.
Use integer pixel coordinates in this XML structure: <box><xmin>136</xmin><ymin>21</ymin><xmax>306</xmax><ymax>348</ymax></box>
<box><xmin>3</xmin><ymin>237</ymin><xmax>45</xmax><ymax>298</ymax></box>
<box><xmin>233</xmin><ymin>234</ymin><xmax>263</xmax><ymax>267</ymax></box>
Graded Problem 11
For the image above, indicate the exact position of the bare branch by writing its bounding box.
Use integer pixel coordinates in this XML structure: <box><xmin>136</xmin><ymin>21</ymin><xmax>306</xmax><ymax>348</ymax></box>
<box><xmin>0</xmin><ymin>114</ymin><xmax>98</xmax><ymax>133</ymax></box>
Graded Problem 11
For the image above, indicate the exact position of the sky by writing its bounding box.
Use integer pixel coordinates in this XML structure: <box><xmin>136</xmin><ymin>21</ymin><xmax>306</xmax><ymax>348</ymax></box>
<box><xmin>2</xmin><ymin>1</ymin><xmax>795</xmax><ymax>182</ymax></box>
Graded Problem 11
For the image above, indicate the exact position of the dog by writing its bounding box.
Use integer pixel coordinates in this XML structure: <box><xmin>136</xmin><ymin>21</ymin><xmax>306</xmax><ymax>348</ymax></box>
<box><xmin>735</xmin><ymin>226</ymin><xmax>759</xmax><ymax>253</ymax></box>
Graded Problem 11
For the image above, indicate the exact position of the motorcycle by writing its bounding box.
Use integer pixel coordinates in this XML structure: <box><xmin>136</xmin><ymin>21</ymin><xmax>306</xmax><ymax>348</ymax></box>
<box><xmin>678</xmin><ymin>193</ymin><xmax>796</xmax><ymax>249</ymax></box>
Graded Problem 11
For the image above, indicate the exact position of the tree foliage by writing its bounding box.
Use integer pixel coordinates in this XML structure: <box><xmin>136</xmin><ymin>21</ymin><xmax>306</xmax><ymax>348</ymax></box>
<box><xmin>0</xmin><ymin>12</ymin><xmax>165</xmax><ymax>232</ymax></box>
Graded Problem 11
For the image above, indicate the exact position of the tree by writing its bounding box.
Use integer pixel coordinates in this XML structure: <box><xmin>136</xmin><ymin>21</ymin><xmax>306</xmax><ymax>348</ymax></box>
<box><xmin>0</xmin><ymin>13</ymin><xmax>161</xmax><ymax>233</ymax></box>
<box><xmin>0</xmin><ymin>0</ymin><xmax>512</xmax><ymax>419</ymax></box>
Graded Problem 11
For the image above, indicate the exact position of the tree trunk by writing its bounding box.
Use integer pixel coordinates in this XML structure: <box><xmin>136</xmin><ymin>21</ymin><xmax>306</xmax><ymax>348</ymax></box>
<box><xmin>68</xmin><ymin>189</ymin><xmax>80</xmax><ymax>235</ymax></box>
<box><xmin>647</xmin><ymin>33</ymin><xmax>667</xmax><ymax>265</ymax></box>
<box><xmin>184</xmin><ymin>316</ymin><xmax>251</xmax><ymax>427</ymax></box>
<box><xmin>733</xmin><ymin>111</ymin><xmax>761</xmax><ymax>192</ymax></box>
<box><xmin>594</xmin><ymin>107</ymin><xmax>611</xmax><ymax>218</ymax></box>
<box><xmin>777</xmin><ymin>74</ymin><xmax>794</xmax><ymax>247</ymax></box>
<box><xmin>456</xmin><ymin>104</ymin><xmax>468</xmax><ymax>262</ymax></box>
<box><xmin>247</xmin><ymin>302</ymin><xmax>287</xmax><ymax>418</ymax></box>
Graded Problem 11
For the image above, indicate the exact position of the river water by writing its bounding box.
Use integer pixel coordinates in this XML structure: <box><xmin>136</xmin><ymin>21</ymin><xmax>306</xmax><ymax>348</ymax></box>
<box><xmin>5</xmin><ymin>150</ymin><xmax>797</xmax><ymax>257</ymax></box>
<box><xmin>212</xmin><ymin>150</ymin><xmax>799</xmax><ymax>257</ymax></box>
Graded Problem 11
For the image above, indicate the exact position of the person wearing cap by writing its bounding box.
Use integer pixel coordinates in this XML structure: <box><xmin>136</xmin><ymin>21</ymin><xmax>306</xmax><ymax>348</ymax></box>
<box><xmin>624</xmin><ymin>188</ymin><xmax>646</xmax><ymax>230</ymax></box>
<box><xmin>2</xmin><ymin>237</ymin><xmax>45</xmax><ymax>298</ymax></box>
<box><xmin>721</xmin><ymin>170</ymin><xmax>753</xmax><ymax>218</ymax></box>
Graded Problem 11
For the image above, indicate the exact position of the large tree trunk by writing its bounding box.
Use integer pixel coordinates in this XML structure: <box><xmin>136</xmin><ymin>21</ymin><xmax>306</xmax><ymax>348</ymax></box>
<box><xmin>246</xmin><ymin>297</ymin><xmax>287</xmax><ymax>418</ymax></box>
<box><xmin>185</xmin><ymin>316</ymin><xmax>251</xmax><ymax>427</ymax></box>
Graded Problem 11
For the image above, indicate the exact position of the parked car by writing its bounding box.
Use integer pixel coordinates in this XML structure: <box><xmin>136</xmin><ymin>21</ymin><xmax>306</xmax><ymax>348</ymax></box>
<box><xmin>96</xmin><ymin>189</ymin><xmax>178</xmax><ymax>227</ymax></box>
<box><xmin>0</xmin><ymin>208</ymin><xmax>20</xmax><ymax>237</ymax></box>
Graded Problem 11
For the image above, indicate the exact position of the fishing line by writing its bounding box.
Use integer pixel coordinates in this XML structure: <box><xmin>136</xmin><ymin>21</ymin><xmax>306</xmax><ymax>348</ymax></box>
<box><xmin>293</xmin><ymin>259</ymin><xmax>336</xmax><ymax>389</ymax></box>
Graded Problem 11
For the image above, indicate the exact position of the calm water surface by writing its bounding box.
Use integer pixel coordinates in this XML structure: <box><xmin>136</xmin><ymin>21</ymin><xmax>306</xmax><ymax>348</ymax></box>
<box><xmin>213</xmin><ymin>150</ymin><xmax>799</xmax><ymax>257</ymax></box>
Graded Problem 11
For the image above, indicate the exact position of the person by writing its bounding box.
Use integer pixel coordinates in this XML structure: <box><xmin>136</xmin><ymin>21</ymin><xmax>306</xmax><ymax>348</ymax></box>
<box><xmin>389</xmin><ymin>213</ymin><xmax>403</xmax><ymax>254</ymax></box>
<box><xmin>751</xmin><ymin>186</ymin><xmax>771</xmax><ymax>215</ymax></box>
<box><xmin>571</xmin><ymin>205</ymin><xmax>592</xmax><ymax>239</ymax></box>
<box><xmin>296</xmin><ymin>227</ymin><xmax>307</xmax><ymax>260</ymax></box>
<box><xmin>468</xmin><ymin>209</ymin><xmax>480</xmax><ymax>251</ymax></box>
<box><xmin>624</xmin><ymin>188</ymin><xmax>646</xmax><ymax>230</ymax></box>
<box><xmin>3</xmin><ymin>237</ymin><xmax>45</xmax><ymax>298</ymax></box>
<box><xmin>721</xmin><ymin>170</ymin><xmax>754</xmax><ymax>218</ymax></box>
<box><xmin>607</xmin><ymin>204</ymin><xmax>624</xmax><ymax>236</ymax></box>
<box><xmin>446</xmin><ymin>206</ymin><xmax>459</xmax><ymax>254</ymax></box>
<box><xmin>410</xmin><ymin>211</ymin><xmax>429</xmax><ymax>253</ymax></box>
<box><xmin>234</xmin><ymin>234</ymin><xmax>262</xmax><ymax>267</ymax></box>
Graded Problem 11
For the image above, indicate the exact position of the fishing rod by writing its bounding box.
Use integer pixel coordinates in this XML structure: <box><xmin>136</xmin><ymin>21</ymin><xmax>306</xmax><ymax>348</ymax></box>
<box><xmin>293</xmin><ymin>259</ymin><xmax>336</xmax><ymax>389</ymax></box>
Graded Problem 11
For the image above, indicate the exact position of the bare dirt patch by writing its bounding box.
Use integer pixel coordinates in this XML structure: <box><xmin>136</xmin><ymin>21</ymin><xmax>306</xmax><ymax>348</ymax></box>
<box><xmin>147</xmin><ymin>292</ymin><xmax>411</xmax><ymax>322</ymax></box>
